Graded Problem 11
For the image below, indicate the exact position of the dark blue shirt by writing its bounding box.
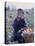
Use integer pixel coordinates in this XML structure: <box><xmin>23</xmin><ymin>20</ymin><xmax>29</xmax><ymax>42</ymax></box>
<box><xmin>13</xmin><ymin>18</ymin><xmax>26</xmax><ymax>32</ymax></box>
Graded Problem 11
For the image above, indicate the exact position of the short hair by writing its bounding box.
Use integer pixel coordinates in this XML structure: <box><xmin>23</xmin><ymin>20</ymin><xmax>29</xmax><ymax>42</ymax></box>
<box><xmin>17</xmin><ymin>9</ymin><xmax>24</xmax><ymax>14</ymax></box>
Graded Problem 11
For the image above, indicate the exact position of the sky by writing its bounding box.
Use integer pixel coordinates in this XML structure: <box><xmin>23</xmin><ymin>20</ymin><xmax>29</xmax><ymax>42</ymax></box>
<box><xmin>6</xmin><ymin>2</ymin><xmax>33</xmax><ymax>10</ymax></box>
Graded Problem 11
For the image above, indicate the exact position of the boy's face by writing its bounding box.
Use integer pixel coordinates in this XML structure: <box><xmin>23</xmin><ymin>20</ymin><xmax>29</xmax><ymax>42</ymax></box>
<box><xmin>18</xmin><ymin>11</ymin><xmax>23</xmax><ymax>16</ymax></box>
<box><xmin>17</xmin><ymin>11</ymin><xmax>24</xmax><ymax>19</ymax></box>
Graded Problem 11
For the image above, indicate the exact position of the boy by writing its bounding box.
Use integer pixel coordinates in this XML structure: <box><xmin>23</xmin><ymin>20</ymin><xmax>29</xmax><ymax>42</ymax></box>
<box><xmin>11</xmin><ymin>9</ymin><xmax>26</xmax><ymax>43</ymax></box>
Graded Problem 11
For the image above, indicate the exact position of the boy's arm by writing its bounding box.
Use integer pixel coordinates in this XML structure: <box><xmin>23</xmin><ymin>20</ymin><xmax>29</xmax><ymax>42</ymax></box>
<box><xmin>12</xmin><ymin>19</ymin><xmax>18</xmax><ymax>32</ymax></box>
